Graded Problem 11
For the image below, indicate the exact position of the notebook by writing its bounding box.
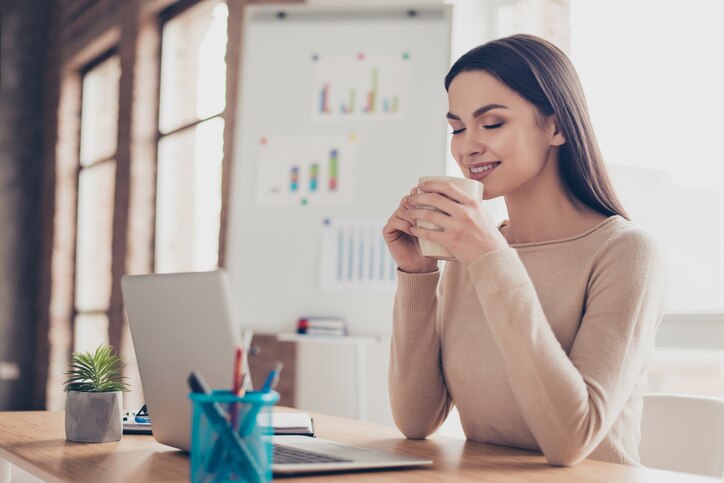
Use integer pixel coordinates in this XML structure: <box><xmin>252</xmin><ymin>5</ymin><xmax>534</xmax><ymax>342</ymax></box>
<box><xmin>122</xmin><ymin>411</ymin><xmax>314</xmax><ymax>437</ymax></box>
<box><xmin>271</xmin><ymin>412</ymin><xmax>315</xmax><ymax>436</ymax></box>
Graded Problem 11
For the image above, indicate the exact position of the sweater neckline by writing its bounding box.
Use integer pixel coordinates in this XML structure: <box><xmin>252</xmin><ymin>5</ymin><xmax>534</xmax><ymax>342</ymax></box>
<box><xmin>498</xmin><ymin>215</ymin><xmax>621</xmax><ymax>248</ymax></box>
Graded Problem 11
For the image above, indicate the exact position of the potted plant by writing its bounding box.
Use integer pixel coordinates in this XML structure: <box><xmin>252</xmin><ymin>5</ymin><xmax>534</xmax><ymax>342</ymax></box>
<box><xmin>63</xmin><ymin>344</ymin><xmax>130</xmax><ymax>443</ymax></box>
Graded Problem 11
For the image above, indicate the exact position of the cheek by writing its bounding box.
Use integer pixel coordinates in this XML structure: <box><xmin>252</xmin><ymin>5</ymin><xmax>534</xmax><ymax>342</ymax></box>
<box><xmin>485</xmin><ymin>135</ymin><xmax>509</xmax><ymax>159</ymax></box>
<box><xmin>476</xmin><ymin>132</ymin><xmax>513</xmax><ymax>169</ymax></box>
<box><xmin>517</xmin><ymin>130</ymin><xmax>551</xmax><ymax>169</ymax></box>
<box><xmin>497</xmin><ymin>127</ymin><xmax>545</xmax><ymax>168</ymax></box>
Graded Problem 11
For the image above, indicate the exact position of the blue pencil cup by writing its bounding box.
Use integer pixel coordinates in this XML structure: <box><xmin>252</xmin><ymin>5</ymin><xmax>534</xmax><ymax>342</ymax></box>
<box><xmin>189</xmin><ymin>390</ymin><xmax>279</xmax><ymax>483</ymax></box>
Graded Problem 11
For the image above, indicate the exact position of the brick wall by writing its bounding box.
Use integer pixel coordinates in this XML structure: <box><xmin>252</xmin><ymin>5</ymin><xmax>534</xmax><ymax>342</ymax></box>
<box><xmin>0</xmin><ymin>0</ymin><xmax>305</xmax><ymax>410</ymax></box>
<box><xmin>0</xmin><ymin>0</ymin><xmax>53</xmax><ymax>410</ymax></box>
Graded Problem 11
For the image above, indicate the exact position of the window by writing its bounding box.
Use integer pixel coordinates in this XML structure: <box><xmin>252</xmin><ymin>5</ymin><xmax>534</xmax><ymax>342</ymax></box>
<box><xmin>446</xmin><ymin>0</ymin><xmax>724</xmax><ymax>314</ymax></box>
<box><xmin>74</xmin><ymin>53</ymin><xmax>120</xmax><ymax>354</ymax></box>
<box><xmin>44</xmin><ymin>0</ymin><xmax>240</xmax><ymax>411</ymax></box>
<box><xmin>568</xmin><ymin>0</ymin><xmax>724</xmax><ymax>398</ymax></box>
<box><xmin>569</xmin><ymin>0</ymin><xmax>724</xmax><ymax>313</ymax></box>
<box><xmin>156</xmin><ymin>0</ymin><xmax>228</xmax><ymax>273</ymax></box>
<box><xmin>435</xmin><ymin>0</ymin><xmax>724</xmax><ymax>436</ymax></box>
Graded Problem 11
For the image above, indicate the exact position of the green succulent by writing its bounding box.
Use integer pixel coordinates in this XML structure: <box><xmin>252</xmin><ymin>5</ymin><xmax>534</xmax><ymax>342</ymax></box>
<box><xmin>63</xmin><ymin>344</ymin><xmax>130</xmax><ymax>393</ymax></box>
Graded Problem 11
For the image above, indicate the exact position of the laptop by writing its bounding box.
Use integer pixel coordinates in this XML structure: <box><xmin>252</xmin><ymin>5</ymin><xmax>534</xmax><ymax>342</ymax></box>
<box><xmin>121</xmin><ymin>270</ymin><xmax>432</xmax><ymax>474</ymax></box>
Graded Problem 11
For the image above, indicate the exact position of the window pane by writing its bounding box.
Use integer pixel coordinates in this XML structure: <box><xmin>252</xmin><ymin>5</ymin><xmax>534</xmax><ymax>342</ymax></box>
<box><xmin>75</xmin><ymin>162</ymin><xmax>116</xmax><ymax>311</ymax></box>
<box><xmin>74</xmin><ymin>313</ymin><xmax>109</xmax><ymax>354</ymax></box>
<box><xmin>80</xmin><ymin>56</ymin><xmax>120</xmax><ymax>166</ymax></box>
<box><xmin>159</xmin><ymin>0</ymin><xmax>228</xmax><ymax>134</ymax></box>
<box><xmin>155</xmin><ymin>117</ymin><xmax>223</xmax><ymax>272</ymax></box>
<box><xmin>570</xmin><ymin>0</ymin><xmax>724</xmax><ymax>311</ymax></box>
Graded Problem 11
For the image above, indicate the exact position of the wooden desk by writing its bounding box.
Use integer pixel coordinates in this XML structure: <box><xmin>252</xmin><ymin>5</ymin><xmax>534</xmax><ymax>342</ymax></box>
<box><xmin>0</xmin><ymin>409</ymin><xmax>717</xmax><ymax>482</ymax></box>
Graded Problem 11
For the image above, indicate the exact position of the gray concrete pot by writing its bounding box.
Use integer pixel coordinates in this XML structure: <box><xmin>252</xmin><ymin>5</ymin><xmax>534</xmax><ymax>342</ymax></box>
<box><xmin>65</xmin><ymin>391</ymin><xmax>122</xmax><ymax>443</ymax></box>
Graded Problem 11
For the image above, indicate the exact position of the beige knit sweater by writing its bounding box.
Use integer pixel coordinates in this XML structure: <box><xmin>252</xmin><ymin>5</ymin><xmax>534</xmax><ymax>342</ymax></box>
<box><xmin>389</xmin><ymin>215</ymin><xmax>666</xmax><ymax>466</ymax></box>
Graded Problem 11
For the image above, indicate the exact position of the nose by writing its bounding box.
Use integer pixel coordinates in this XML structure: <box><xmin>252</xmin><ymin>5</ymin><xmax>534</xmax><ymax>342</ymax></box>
<box><xmin>458</xmin><ymin>129</ymin><xmax>485</xmax><ymax>159</ymax></box>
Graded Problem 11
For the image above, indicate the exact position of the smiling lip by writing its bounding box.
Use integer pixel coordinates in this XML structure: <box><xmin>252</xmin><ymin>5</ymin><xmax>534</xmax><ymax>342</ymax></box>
<box><xmin>468</xmin><ymin>161</ymin><xmax>501</xmax><ymax>181</ymax></box>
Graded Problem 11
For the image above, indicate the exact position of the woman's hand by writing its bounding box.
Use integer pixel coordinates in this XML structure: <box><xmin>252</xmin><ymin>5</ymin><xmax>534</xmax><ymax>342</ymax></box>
<box><xmin>408</xmin><ymin>179</ymin><xmax>508</xmax><ymax>264</ymax></box>
<box><xmin>383</xmin><ymin>187</ymin><xmax>439</xmax><ymax>274</ymax></box>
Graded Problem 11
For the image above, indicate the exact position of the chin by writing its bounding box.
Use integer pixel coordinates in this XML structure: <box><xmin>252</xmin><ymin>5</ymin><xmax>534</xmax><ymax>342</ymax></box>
<box><xmin>481</xmin><ymin>185</ymin><xmax>503</xmax><ymax>200</ymax></box>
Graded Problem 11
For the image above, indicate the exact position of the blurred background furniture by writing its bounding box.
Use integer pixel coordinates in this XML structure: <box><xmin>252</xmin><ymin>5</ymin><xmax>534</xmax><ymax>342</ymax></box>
<box><xmin>640</xmin><ymin>393</ymin><xmax>724</xmax><ymax>478</ymax></box>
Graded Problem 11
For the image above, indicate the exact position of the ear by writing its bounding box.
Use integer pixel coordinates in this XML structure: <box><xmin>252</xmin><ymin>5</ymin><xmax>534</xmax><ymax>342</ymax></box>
<box><xmin>546</xmin><ymin>114</ymin><xmax>566</xmax><ymax>147</ymax></box>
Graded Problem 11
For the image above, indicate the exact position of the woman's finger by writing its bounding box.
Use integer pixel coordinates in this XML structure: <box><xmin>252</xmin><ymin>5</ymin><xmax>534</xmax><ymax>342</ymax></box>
<box><xmin>384</xmin><ymin>212</ymin><xmax>414</xmax><ymax>238</ymax></box>
<box><xmin>410</xmin><ymin>223</ymin><xmax>444</xmax><ymax>243</ymax></box>
<box><xmin>409</xmin><ymin>191</ymin><xmax>463</xmax><ymax>217</ymax></box>
<box><xmin>396</xmin><ymin>204</ymin><xmax>417</xmax><ymax>224</ymax></box>
<box><xmin>408</xmin><ymin>206</ymin><xmax>450</xmax><ymax>229</ymax></box>
<box><xmin>398</xmin><ymin>194</ymin><xmax>409</xmax><ymax>209</ymax></box>
<box><xmin>418</xmin><ymin>180</ymin><xmax>475</xmax><ymax>206</ymax></box>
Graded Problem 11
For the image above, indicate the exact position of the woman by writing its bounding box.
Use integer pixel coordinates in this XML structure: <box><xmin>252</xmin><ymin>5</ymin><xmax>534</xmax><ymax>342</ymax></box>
<box><xmin>383</xmin><ymin>34</ymin><xmax>666</xmax><ymax>466</ymax></box>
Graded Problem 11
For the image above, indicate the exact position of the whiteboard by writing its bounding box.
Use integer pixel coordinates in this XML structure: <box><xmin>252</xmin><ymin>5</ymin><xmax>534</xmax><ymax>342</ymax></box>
<box><xmin>227</xmin><ymin>4</ymin><xmax>452</xmax><ymax>335</ymax></box>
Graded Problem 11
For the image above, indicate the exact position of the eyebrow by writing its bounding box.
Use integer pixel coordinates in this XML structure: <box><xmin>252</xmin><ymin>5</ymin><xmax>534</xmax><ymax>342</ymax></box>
<box><xmin>446</xmin><ymin>103</ymin><xmax>509</xmax><ymax>121</ymax></box>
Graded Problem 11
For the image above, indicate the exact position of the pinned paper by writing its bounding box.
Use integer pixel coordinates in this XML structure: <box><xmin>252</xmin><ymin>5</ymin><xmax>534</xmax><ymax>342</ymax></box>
<box><xmin>320</xmin><ymin>218</ymin><xmax>397</xmax><ymax>291</ymax></box>
<box><xmin>256</xmin><ymin>136</ymin><xmax>356</xmax><ymax>206</ymax></box>
<box><xmin>312</xmin><ymin>53</ymin><xmax>410</xmax><ymax>120</ymax></box>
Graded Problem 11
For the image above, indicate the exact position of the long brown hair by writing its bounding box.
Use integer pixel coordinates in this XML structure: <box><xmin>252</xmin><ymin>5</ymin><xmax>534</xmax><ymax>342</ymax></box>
<box><xmin>445</xmin><ymin>34</ymin><xmax>629</xmax><ymax>220</ymax></box>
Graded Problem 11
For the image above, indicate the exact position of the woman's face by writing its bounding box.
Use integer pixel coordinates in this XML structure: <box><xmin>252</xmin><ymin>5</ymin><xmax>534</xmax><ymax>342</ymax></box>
<box><xmin>446</xmin><ymin>70</ymin><xmax>564</xmax><ymax>199</ymax></box>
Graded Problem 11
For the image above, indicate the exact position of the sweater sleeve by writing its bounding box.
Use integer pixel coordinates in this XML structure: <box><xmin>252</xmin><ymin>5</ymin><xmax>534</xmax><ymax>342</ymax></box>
<box><xmin>467</xmin><ymin>229</ymin><xmax>666</xmax><ymax>466</ymax></box>
<box><xmin>388</xmin><ymin>268</ymin><xmax>452</xmax><ymax>439</ymax></box>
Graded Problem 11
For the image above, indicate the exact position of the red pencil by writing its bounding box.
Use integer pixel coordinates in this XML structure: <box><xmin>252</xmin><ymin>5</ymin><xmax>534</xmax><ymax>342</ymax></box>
<box><xmin>230</xmin><ymin>346</ymin><xmax>243</xmax><ymax>428</ymax></box>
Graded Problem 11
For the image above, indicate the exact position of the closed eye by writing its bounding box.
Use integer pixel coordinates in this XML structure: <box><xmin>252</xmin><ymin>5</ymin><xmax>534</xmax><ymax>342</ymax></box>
<box><xmin>451</xmin><ymin>128</ymin><xmax>466</xmax><ymax>135</ymax></box>
<box><xmin>483</xmin><ymin>122</ymin><xmax>504</xmax><ymax>129</ymax></box>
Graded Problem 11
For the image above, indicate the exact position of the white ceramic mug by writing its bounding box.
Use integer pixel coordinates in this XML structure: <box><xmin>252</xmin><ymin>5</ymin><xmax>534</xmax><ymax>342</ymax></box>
<box><xmin>416</xmin><ymin>176</ymin><xmax>484</xmax><ymax>261</ymax></box>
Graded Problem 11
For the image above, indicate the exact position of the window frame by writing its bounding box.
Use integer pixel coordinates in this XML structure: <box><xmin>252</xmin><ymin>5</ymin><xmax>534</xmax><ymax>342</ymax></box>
<box><xmin>72</xmin><ymin>49</ymin><xmax>120</xmax><ymax>350</ymax></box>
<box><xmin>657</xmin><ymin>314</ymin><xmax>724</xmax><ymax>350</ymax></box>
<box><xmin>152</xmin><ymin>0</ymin><xmax>229</xmax><ymax>273</ymax></box>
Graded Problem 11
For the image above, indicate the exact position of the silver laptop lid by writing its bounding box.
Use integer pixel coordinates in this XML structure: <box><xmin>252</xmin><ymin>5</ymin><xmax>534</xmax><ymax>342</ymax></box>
<box><xmin>121</xmin><ymin>270</ymin><xmax>241</xmax><ymax>451</ymax></box>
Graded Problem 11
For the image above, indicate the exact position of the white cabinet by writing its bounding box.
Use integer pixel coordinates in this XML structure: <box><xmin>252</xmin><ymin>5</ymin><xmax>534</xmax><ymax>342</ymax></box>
<box><xmin>277</xmin><ymin>334</ymin><xmax>393</xmax><ymax>425</ymax></box>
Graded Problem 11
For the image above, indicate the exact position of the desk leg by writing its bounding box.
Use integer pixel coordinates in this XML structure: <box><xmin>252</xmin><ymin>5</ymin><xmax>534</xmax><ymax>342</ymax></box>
<box><xmin>0</xmin><ymin>457</ymin><xmax>11</xmax><ymax>483</ymax></box>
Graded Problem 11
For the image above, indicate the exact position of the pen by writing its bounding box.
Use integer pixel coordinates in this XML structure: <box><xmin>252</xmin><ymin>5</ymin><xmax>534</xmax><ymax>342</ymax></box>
<box><xmin>262</xmin><ymin>362</ymin><xmax>283</xmax><ymax>392</ymax></box>
<box><xmin>242</xmin><ymin>329</ymin><xmax>253</xmax><ymax>352</ymax></box>
<box><xmin>241</xmin><ymin>330</ymin><xmax>254</xmax><ymax>392</ymax></box>
<box><xmin>240</xmin><ymin>372</ymin><xmax>250</xmax><ymax>395</ymax></box>
<box><xmin>238</xmin><ymin>362</ymin><xmax>283</xmax><ymax>436</ymax></box>
<box><xmin>230</xmin><ymin>346</ymin><xmax>244</xmax><ymax>428</ymax></box>
<box><xmin>233</xmin><ymin>346</ymin><xmax>244</xmax><ymax>395</ymax></box>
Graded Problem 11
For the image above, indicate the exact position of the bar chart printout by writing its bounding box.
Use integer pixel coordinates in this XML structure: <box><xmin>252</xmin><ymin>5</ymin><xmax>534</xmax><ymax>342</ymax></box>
<box><xmin>320</xmin><ymin>218</ymin><xmax>397</xmax><ymax>291</ymax></box>
<box><xmin>257</xmin><ymin>137</ymin><xmax>356</xmax><ymax>206</ymax></box>
<box><xmin>312</xmin><ymin>53</ymin><xmax>410</xmax><ymax>120</ymax></box>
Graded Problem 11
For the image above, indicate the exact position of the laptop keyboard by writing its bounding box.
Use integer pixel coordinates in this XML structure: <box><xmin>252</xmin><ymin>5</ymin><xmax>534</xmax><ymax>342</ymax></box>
<box><xmin>273</xmin><ymin>443</ymin><xmax>352</xmax><ymax>464</ymax></box>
